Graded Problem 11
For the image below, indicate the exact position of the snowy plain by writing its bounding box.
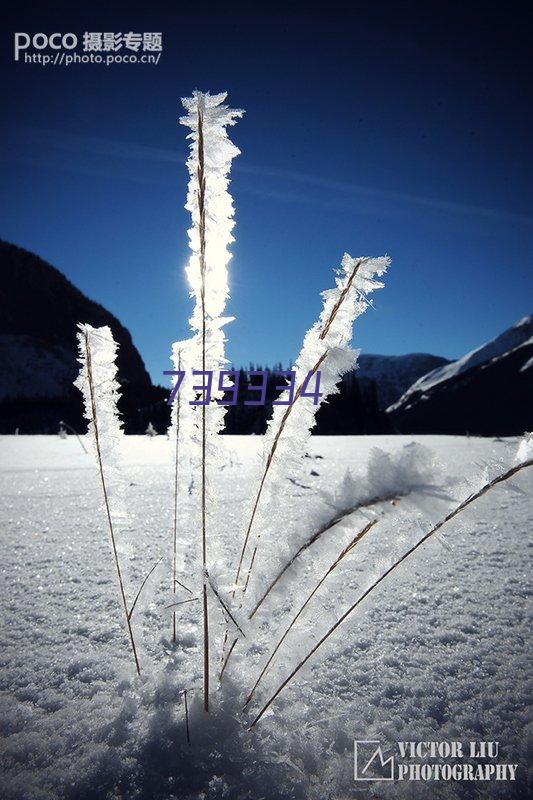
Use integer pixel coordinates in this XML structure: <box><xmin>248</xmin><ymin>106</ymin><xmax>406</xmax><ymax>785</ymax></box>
<box><xmin>0</xmin><ymin>434</ymin><xmax>531</xmax><ymax>800</ymax></box>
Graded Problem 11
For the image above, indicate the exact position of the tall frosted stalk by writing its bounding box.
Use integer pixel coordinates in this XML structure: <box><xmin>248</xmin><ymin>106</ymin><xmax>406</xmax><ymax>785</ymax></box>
<box><xmin>180</xmin><ymin>91</ymin><xmax>243</xmax><ymax>710</ymax></box>
<box><xmin>221</xmin><ymin>254</ymin><xmax>390</xmax><ymax>676</ymax></box>
<box><xmin>235</xmin><ymin>255</ymin><xmax>389</xmax><ymax>594</ymax></box>
<box><xmin>74</xmin><ymin>324</ymin><xmax>140</xmax><ymax>675</ymax></box>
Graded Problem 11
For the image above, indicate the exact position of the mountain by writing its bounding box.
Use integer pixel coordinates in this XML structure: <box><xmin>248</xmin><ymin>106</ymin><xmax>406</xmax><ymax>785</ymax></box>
<box><xmin>388</xmin><ymin>316</ymin><xmax>533</xmax><ymax>413</ymax></box>
<box><xmin>355</xmin><ymin>353</ymin><xmax>451</xmax><ymax>408</ymax></box>
<box><xmin>387</xmin><ymin>317</ymin><xmax>533</xmax><ymax>435</ymax></box>
<box><xmin>0</xmin><ymin>239</ymin><xmax>151</xmax><ymax>401</ymax></box>
<box><xmin>0</xmin><ymin>240</ymin><xmax>169</xmax><ymax>435</ymax></box>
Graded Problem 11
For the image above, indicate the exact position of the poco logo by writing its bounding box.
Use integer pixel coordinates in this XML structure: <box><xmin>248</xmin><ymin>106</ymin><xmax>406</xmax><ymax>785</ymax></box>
<box><xmin>14</xmin><ymin>32</ymin><xmax>78</xmax><ymax>61</ymax></box>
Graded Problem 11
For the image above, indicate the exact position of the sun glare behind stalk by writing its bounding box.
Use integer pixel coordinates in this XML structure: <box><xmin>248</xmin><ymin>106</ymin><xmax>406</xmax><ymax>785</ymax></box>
<box><xmin>179</xmin><ymin>90</ymin><xmax>244</xmax><ymax>711</ymax></box>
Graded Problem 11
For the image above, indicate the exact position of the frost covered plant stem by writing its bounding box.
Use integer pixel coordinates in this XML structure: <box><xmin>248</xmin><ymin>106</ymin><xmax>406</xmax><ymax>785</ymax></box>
<box><xmin>248</xmin><ymin>490</ymin><xmax>401</xmax><ymax>620</ymax></box>
<box><xmin>250</xmin><ymin>442</ymin><xmax>437</xmax><ymax>618</ymax></box>
<box><xmin>195</xmin><ymin>104</ymin><xmax>218</xmax><ymax>713</ymax></box>
<box><xmin>197</xmin><ymin>105</ymin><xmax>209</xmax><ymax>708</ymax></box>
<box><xmin>232</xmin><ymin>346</ymin><xmax>328</xmax><ymax>596</ymax></box>
<box><xmin>221</xmin><ymin>254</ymin><xmax>389</xmax><ymax>675</ymax></box>
<box><xmin>235</xmin><ymin>255</ymin><xmax>389</xmax><ymax>596</ymax></box>
<box><xmin>180</xmin><ymin>91</ymin><xmax>243</xmax><ymax>711</ymax></box>
<box><xmin>171</xmin><ymin>349</ymin><xmax>183</xmax><ymax>644</ymax></box>
<box><xmin>244</xmin><ymin>519</ymin><xmax>377</xmax><ymax>708</ymax></box>
<box><xmin>248</xmin><ymin>454</ymin><xmax>533</xmax><ymax>728</ymax></box>
<box><xmin>75</xmin><ymin>325</ymin><xmax>141</xmax><ymax>676</ymax></box>
<box><xmin>167</xmin><ymin>338</ymin><xmax>196</xmax><ymax>640</ymax></box>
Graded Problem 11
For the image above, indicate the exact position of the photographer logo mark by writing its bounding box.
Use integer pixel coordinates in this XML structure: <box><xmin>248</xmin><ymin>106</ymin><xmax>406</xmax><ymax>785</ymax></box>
<box><xmin>354</xmin><ymin>741</ymin><xmax>395</xmax><ymax>781</ymax></box>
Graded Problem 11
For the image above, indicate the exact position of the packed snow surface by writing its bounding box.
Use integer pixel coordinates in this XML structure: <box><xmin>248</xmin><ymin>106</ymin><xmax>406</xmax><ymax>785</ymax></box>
<box><xmin>0</xmin><ymin>435</ymin><xmax>531</xmax><ymax>799</ymax></box>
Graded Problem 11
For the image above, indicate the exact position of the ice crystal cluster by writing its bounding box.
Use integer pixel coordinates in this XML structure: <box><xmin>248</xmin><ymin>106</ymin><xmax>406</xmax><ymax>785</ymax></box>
<box><xmin>74</xmin><ymin>323</ymin><xmax>127</xmax><ymax>532</ymax></box>
<box><xmin>180</xmin><ymin>90</ymin><xmax>243</xmax><ymax>424</ymax></box>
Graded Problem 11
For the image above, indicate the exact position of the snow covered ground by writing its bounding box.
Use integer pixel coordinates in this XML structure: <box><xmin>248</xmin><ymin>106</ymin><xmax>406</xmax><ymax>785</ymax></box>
<box><xmin>0</xmin><ymin>435</ymin><xmax>531</xmax><ymax>799</ymax></box>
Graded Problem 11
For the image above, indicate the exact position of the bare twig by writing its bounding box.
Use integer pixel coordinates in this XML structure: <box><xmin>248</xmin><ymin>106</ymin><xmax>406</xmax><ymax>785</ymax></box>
<box><xmin>248</xmin><ymin>458</ymin><xmax>533</xmax><ymax>728</ymax></box>
<box><xmin>172</xmin><ymin>350</ymin><xmax>183</xmax><ymax>643</ymax></box>
<box><xmin>128</xmin><ymin>557</ymin><xmax>163</xmax><ymax>621</ymax></box>
<box><xmin>183</xmin><ymin>689</ymin><xmax>191</xmax><ymax>745</ymax></box>
<box><xmin>165</xmin><ymin>597</ymin><xmax>199</xmax><ymax>609</ymax></box>
<box><xmin>206</xmin><ymin>571</ymin><xmax>246</xmax><ymax>638</ymax></box>
<box><xmin>244</xmin><ymin>519</ymin><xmax>376</xmax><ymax>707</ymax></box>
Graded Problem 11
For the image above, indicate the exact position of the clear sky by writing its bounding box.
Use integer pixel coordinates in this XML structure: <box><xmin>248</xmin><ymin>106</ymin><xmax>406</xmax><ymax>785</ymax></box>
<box><xmin>1</xmin><ymin>2</ymin><xmax>532</xmax><ymax>384</ymax></box>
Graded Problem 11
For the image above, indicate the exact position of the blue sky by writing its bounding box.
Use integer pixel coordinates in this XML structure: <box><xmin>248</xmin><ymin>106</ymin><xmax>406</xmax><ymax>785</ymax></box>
<box><xmin>1</xmin><ymin>2</ymin><xmax>532</xmax><ymax>384</ymax></box>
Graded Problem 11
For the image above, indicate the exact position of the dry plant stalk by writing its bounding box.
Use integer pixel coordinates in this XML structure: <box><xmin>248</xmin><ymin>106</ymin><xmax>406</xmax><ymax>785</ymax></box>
<box><xmin>82</xmin><ymin>330</ymin><xmax>141</xmax><ymax>676</ymax></box>
<box><xmin>206</xmin><ymin>571</ymin><xmax>246</xmax><ymax>637</ymax></box>
<box><xmin>171</xmin><ymin>350</ymin><xmax>183</xmax><ymax>643</ymax></box>
<box><xmin>232</xmin><ymin>348</ymin><xmax>329</xmax><ymax>596</ymax></box>
<box><xmin>248</xmin><ymin>457</ymin><xmax>533</xmax><ymax>728</ymax></box>
<box><xmin>234</xmin><ymin>261</ymin><xmax>366</xmax><ymax>596</ymax></box>
<box><xmin>129</xmin><ymin>557</ymin><xmax>163</xmax><ymax>621</ymax></box>
<box><xmin>183</xmin><ymin>689</ymin><xmax>191</xmax><ymax>745</ymax></box>
<box><xmin>244</xmin><ymin>519</ymin><xmax>377</xmax><ymax>708</ymax></box>
<box><xmin>197</xmin><ymin>106</ymin><xmax>210</xmax><ymax>711</ymax></box>
<box><xmin>223</xmin><ymin>259</ymin><xmax>369</xmax><ymax>675</ymax></box>
<box><xmin>179</xmin><ymin>91</ymin><xmax>243</xmax><ymax>705</ymax></box>
<box><xmin>248</xmin><ymin>492</ymin><xmax>402</xmax><ymax>620</ymax></box>
<box><xmin>59</xmin><ymin>420</ymin><xmax>88</xmax><ymax>453</ymax></box>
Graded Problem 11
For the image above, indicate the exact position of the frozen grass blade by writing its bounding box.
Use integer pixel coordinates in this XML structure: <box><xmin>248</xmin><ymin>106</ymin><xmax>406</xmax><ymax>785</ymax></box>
<box><xmin>129</xmin><ymin>556</ymin><xmax>163</xmax><ymax>621</ymax></box>
<box><xmin>197</xmin><ymin>105</ymin><xmax>211</xmax><ymax>712</ymax></box>
<box><xmin>74</xmin><ymin>324</ymin><xmax>141</xmax><ymax>676</ymax></box>
<box><xmin>222</xmin><ymin>254</ymin><xmax>389</xmax><ymax>674</ymax></box>
<box><xmin>244</xmin><ymin>519</ymin><xmax>377</xmax><ymax>708</ymax></box>
<box><xmin>180</xmin><ymin>91</ymin><xmax>243</xmax><ymax>711</ymax></box>
<box><xmin>169</xmin><ymin>347</ymin><xmax>184</xmax><ymax>643</ymax></box>
<box><xmin>59</xmin><ymin>420</ymin><xmax>88</xmax><ymax>453</ymax></box>
<box><xmin>248</xmin><ymin>492</ymin><xmax>401</xmax><ymax>620</ymax></box>
<box><xmin>236</xmin><ymin>255</ymin><xmax>389</xmax><ymax>594</ymax></box>
<box><xmin>248</xmin><ymin>456</ymin><xmax>533</xmax><ymax>728</ymax></box>
<box><xmin>206</xmin><ymin>570</ymin><xmax>246</xmax><ymax>638</ymax></box>
<box><xmin>165</xmin><ymin>597</ymin><xmax>200</xmax><ymax>609</ymax></box>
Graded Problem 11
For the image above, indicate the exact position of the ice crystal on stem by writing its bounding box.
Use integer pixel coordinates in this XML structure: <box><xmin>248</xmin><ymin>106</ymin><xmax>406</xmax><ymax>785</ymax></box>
<box><xmin>221</xmin><ymin>253</ymin><xmax>390</xmax><ymax>676</ymax></box>
<box><xmin>74</xmin><ymin>323</ymin><xmax>141</xmax><ymax>675</ymax></box>
<box><xmin>179</xmin><ymin>90</ymin><xmax>244</xmax><ymax>710</ymax></box>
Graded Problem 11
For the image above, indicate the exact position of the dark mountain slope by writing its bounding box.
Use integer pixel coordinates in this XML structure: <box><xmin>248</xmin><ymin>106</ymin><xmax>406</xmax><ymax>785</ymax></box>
<box><xmin>388</xmin><ymin>339</ymin><xmax>533</xmax><ymax>436</ymax></box>
<box><xmin>0</xmin><ymin>239</ymin><xmax>150</xmax><ymax>400</ymax></box>
<box><xmin>356</xmin><ymin>353</ymin><xmax>451</xmax><ymax>408</ymax></box>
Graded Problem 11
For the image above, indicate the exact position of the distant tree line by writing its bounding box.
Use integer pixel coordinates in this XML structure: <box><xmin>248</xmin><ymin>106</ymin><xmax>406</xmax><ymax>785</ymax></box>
<box><xmin>0</xmin><ymin>365</ymin><xmax>391</xmax><ymax>435</ymax></box>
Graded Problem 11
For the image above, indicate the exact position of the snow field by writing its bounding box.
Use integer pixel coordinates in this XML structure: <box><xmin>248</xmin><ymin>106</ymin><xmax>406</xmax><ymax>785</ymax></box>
<box><xmin>0</xmin><ymin>434</ymin><xmax>531</xmax><ymax>799</ymax></box>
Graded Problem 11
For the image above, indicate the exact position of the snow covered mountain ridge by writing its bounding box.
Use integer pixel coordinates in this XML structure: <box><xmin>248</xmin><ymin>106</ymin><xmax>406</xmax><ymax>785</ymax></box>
<box><xmin>355</xmin><ymin>352</ymin><xmax>450</xmax><ymax>408</ymax></box>
<box><xmin>388</xmin><ymin>315</ymin><xmax>533</xmax><ymax>413</ymax></box>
